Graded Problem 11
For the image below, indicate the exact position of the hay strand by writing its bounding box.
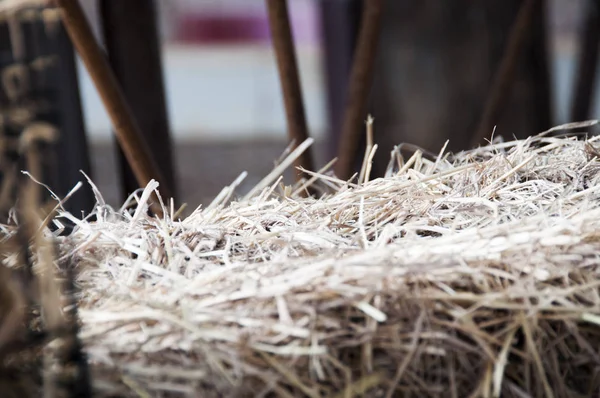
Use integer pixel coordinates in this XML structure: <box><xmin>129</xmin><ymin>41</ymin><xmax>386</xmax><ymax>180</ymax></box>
<box><xmin>5</xmin><ymin>125</ymin><xmax>600</xmax><ymax>396</ymax></box>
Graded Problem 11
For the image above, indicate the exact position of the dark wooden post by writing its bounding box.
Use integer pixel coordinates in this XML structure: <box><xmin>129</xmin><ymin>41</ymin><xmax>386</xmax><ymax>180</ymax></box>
<box><xmin>265</xmin><ymin>0</ymin><xmax>315</xmax><ymax>180</ymax></box>
<box><xmin>318</xmin><ymin>0</ymin><xmax>363</xmax><ymax>160</ymax></box>
<box><xmin>471</xmin><ymin>0</ymin><xmax>540</xmax><ymax>146</ymax></box>
<box><xmin>365</xmin><ymin>0</ymin><xmax>551</xmax><ymax>177</ymax></box>
<box><xmin>0</xmin><ymin>8</ymin><xmax>94</xmax><ymax>218</ymax></box>
<box><xmin>99</xmin><ymin>0</ymin><xmax>178</xmax><ymax>202</ymax></box>
<box><xmin>334</xmin><ymin>0</ymin><xmax>384</xmax><ymax>181</ymax></box>
<box><xmin>56</xmin><ymin>0</ymin><xmax>170</xmax><ymax>218</ymax></box>
<box><xmin>570</xmin><ymin>0</ymin><xmax>600</xmax><ymax>122</ymax></box>
<box><xmin>49</xmin><ymin>18</ymin><xmax>96</xmax><ymax>215</ymax></box>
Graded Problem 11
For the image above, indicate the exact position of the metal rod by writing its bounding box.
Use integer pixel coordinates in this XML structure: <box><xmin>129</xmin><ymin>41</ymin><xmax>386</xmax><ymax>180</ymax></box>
<box><xmin>334</xmin><ymin>0</ymin><xmax>383</xmax><ymax>181</ymax></box>
<box><xmin>265</xmin><ymin>0</ymin><xmax>315</xmax><ymax>183</ymax></box>
<box><xmin>570</xmin><ymin>0</ymin><xmax>600</xmax><ymax>122</ymax></box>
<box><xmin>471</xmin><ymin>0</ymin><xmax>540</xmax><ymax>147</ymax></box>
<box><xmin>54</xmin><ymin>0</ymin><xmax>169</xmax><ymax>216</ymax></box>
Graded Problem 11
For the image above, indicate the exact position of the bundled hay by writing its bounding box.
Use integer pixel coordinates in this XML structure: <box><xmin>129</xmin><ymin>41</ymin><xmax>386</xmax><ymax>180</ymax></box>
<box><xmin>7</xmin><ymin>124</ymin><xmax>600</xmax><ymax>397</ymax></box>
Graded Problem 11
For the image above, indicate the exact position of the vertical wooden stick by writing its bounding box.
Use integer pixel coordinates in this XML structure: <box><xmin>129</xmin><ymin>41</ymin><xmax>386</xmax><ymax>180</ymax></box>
<box><xmin>334</xmin><ymin>0</ymin><xmax>383</xmax><ymax>181</ymax></box>
<box><xmin>318</xmin><ymin>0</ymin><xmax>363</xmax><ymax>161</ymax></box>
<box><xmin>471</xmin><ymin>0</ymin><xmax>540</xmax><ymax>147</ymax></box>
<box><xmin>266</xmin><ymin>0</ymin><xmax>315</xmax><ymax>183</ymax></box>
<box><xmin>55</xmin><ymin>0</ymin><xmax>169</xmax><ymax>216</ymax></box>
<box><xmin>99</xmin><ymin>0</ymin><xmax>178</xmax><ymax>204</ymax></box>
<box><xmin>570</xmin><ymin>0</ymin><xmax>600</xmax><ymax>123</ymax></box>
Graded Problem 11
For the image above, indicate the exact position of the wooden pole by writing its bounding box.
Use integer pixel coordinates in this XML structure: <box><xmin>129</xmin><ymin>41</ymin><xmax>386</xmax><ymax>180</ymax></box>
<box><xmin>54</xmin><ymin>0</ymin><xmax>169</xmax><ymax>216</ymax></box>
<box><xmin>265</xmin><ymin>0</ymin><xmax>315</xmax><ymax>182</ymax></box>
<box><xmin>99</xmin><ymin>0</ymin><xmax>178</xmax><ymax>203</ymax></box>
<box><xmin>334</xmin><ymin>0</ymin><xmax>383</xmax><ymax>181</ymax></box>
<box><xmin>570</xmin><ymin>0</ymin><xmax>600</xmax><ymax>122</ymax></box>
<box><xmin>50</xmin><ymin>16</ymin><xmax>96</xmax><ymax>216</ymax></box>
<box><xmin>318</xmin><ymin>0</ymin><xmax>363</xmax><ymax>161</ymax></box>
<box><xmin>471</xmin><ymin>0</ymin><xmax>540</xmax><ymax>147</ymax></box>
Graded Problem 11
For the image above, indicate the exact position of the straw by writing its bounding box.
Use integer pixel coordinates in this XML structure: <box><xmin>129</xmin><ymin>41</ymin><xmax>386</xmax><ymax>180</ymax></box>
<box><xmin>5</xmin><ymin>123</ymin><xmax>600</xmax><ymax>396</ymax></box>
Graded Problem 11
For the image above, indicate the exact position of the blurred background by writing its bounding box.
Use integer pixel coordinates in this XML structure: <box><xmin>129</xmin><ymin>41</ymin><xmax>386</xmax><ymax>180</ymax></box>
<box><xmin>0</xmin><ymin>0</ymin><xmax>596</xmax><ymax>215</ymax></box>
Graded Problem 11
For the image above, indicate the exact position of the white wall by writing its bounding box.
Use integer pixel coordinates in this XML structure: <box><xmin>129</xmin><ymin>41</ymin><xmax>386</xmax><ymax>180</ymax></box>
<box><xmin>77</xmin><ymin>44</ymin><xmax>327</xmax><ymax>142</ymax></box>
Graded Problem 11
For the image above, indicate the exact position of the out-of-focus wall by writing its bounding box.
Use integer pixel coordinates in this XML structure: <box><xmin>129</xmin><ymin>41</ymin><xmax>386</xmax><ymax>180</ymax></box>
<box><xmin>79</xmin><ymin>0</ymin><xmax>589</xmax><ymax>146</ymax></box>
<box><xmin>78</xmin><ymin>0</ymin><xmax>325</xmax><ymax>143</ymax></box>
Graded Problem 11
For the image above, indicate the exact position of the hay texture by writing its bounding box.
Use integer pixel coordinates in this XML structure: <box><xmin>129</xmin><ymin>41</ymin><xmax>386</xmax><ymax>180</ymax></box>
<box><xmin>48</xmin><ymin>126</ymin><xmax>600</xmax><ymax>397</ymax></box>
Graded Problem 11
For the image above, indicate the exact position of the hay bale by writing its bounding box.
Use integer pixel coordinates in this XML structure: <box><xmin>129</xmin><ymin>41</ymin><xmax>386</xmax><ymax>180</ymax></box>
<box><xmin>12</xmin><ymin>125</ymin><xmax>600</xmax><ymax>396</ymax></box>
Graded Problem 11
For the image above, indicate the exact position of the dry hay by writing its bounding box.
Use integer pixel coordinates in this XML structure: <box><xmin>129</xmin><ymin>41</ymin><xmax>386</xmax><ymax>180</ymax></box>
<box><xmin>7</xmin><ymin>122</ymin><xmax>600</xmax><ymax>397</ymax></box>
